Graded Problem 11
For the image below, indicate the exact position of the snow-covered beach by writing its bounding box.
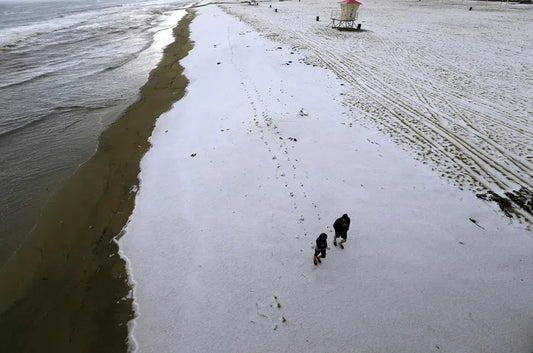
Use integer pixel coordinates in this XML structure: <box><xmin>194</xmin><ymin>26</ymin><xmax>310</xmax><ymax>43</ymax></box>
<box><xmin>120</xmin><ymin>1</ymin><xmax>532</xmax><ymax>352</ymax></box>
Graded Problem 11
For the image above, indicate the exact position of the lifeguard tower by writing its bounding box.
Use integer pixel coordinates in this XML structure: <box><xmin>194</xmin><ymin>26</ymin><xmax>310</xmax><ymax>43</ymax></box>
<box><xmin>331</xmin><ymin>0</ymin><xmax>362</xmax><ymax>30</ymax></box>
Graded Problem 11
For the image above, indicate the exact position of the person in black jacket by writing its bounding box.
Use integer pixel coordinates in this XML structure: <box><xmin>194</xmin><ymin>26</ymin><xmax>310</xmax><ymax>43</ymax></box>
<box><xmin>333</xmin><ymin>213</ymin><xmax>350</xmax><ymax>248</ymax></box>
<box><xmin>313</xmin><ymin>233</ymin><xmax>329</xmax><ymax>265</ymax></box>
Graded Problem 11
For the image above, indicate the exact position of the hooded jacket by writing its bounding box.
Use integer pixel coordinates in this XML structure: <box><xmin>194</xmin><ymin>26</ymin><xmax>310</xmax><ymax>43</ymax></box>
<box><xmin>333</xmin><ymin>215</ymin><xmax>350</xmax><ymax>235</ymax></box>
<box><xmin>316</xmin><ymin>233</ymin><xmax>328</xmax><ymax>250</ymax></box>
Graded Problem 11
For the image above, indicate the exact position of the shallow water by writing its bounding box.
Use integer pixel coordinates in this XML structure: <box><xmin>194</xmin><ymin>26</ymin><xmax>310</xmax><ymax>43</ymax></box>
<box><xmin>0</xmin><ymin>0</ymin><xmax>191</xmax><ymax>266</ymax></box>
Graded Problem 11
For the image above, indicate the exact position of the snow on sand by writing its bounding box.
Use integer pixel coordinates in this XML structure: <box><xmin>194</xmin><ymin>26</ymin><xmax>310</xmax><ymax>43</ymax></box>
<box><xmin>223</xmin><ymin>0</ymin><xmax>533</xmax><ymax>220</ymax></box>
<box><xmin>120</xmin><ymin>2</ymin><xmax>532</xmax><ymax>353</ymax></box>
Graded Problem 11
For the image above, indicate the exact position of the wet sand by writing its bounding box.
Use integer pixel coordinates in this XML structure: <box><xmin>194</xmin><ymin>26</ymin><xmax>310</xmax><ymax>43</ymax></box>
<box><xmin>0</xmin><ymin>10</ymin><xmax>194</xmax><ymax>353</ymax></box>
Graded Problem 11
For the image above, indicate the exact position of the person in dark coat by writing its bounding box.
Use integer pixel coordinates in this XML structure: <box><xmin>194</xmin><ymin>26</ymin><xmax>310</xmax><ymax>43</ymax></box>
<box><xmin>333</xmin><ymin>213</ymin><xmax>350</xmax><ymax>248</ymax></box>
<box><xmin>313</xmin><ymin>233</ymin><xmax>329</xmax><ymax>265</ymax></box>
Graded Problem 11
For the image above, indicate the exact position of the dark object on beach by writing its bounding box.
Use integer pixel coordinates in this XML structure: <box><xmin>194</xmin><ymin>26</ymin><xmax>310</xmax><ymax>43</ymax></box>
<box><xmin>469</xmin><ymin>218</ymin><xmax>486</xmax><ymax>230</ymax></box>
<box><xmin>316</xmin><ymin>16</ymin><xmax>319</xmax><ymax>21</ymax></box>
<box><xmin>504</xmin><ymin>186</ymin><xmax>533</xmax><ymax>213</ymax></box>
<box><xmin>190</xmin><ymin>153</ymin><xmax>197</xmax><ymax>157</ymax></box>
<box><xmin>335</xmin><ymin>27</ymin><xmax>363</xmax><ymax>32</ymax></box>
<box><xmin>476</xmin><ymin>191</ymin><xmax>513</xmax><ymax>217</ymax></box>
<box><xmin>477</xmin><ymin>186</ymin><xmax>533</xmax><ymax>218</ymax></box>
<box><xmin>313</xmin><ymin>233</ymin><xmax>328</xmax><ymax>265</ymax></box>
<box><xmin>357</xmin><ymin>23</ymin><xmax>361</xmax><ymax>30</ymax></box>
<box><xmin>333</xmin><ymin>214</ymin><xmax>350</xmax><ymax>248</ymax></box>
<box><xmin>275</xmin><ymin>8</ymin><xmax>278</xmax><ymax>12</ymax></box>
<box><xmin>469</xmin><ymin>6</ymin><xmax>473</xmax><ymax>10</ymax></box>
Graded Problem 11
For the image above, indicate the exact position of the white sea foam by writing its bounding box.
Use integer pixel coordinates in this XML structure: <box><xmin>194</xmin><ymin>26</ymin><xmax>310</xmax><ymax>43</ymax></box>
<box><xmin>0</xmin><ymin>0</ymin><xmax>193</xmax><ymax>265</ymax></box>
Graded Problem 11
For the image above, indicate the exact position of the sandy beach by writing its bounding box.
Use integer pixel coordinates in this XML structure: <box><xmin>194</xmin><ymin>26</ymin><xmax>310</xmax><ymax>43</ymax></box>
<box><xmin>0</xmin><ymin>10</ymin><xmax>194</xmax><ymax>353</ymax></box>
<box><xmin>0</xmin><ymin>0</ymin><xmax>531</xmax><ymax>352</ymax></box>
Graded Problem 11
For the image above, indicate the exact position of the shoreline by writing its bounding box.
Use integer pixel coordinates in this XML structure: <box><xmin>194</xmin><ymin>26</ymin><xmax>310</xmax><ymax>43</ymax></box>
<box><xmin>0</xmin><ymin>10</ymin><xmax>195</xmax><ymax>353</ymax></box>
<box><xmin>119</xmin><ymin>2</ymin><xmax>533</xmax><ymax>352</ymax></box>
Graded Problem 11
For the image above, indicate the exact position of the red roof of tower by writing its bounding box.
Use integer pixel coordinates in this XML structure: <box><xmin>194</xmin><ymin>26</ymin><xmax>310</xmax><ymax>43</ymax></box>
<box><xmin>338</xmin><ymin>0</ymin><xmax>362</xmax><ymax>4</ymax></box>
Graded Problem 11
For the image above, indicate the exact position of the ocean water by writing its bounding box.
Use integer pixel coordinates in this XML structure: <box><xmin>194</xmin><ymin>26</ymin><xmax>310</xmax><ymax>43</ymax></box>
<box><xmin>0</xmin><ymin>0</ymin><xmax>191</xmax><ymax>266</ymax></box>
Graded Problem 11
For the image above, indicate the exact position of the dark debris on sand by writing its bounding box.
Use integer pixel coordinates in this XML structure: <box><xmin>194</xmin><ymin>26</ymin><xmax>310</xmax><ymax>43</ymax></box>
<box><xmin>477</xmin><ymin>186</ymin><xmax>533</xmax><ymax>219</ymax></box>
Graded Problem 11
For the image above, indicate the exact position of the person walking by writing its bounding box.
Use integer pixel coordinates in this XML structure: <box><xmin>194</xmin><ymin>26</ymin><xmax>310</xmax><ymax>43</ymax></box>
<box><xmin>333</xmin><ymin>213</ymin><xmax>350</xmax><ymax>249</ymax></box>
<box><xmin>313</xmin><ymin>233</ymin><xmax>329</xmax><ymax>265</ymax></box>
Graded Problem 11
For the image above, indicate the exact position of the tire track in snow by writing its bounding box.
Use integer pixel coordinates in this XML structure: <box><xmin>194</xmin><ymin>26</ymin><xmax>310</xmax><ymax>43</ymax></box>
<box><xmin>302</xmin><ymin>34</ymin><xmax>532</xmax><ymax>194</ymax></box>
<box><xmin>316</xmin><ymin>27</ymin><xmax>533</xmax><ymax>187</ymax></box>
<box><xmin>379</xmin><ymin>37</ymin><xmax>533</xmax><ymax>171</ymax></box>
<box><xmin>306</xmin><ymin>43</ymin><xmax>514</xmax><ymax>190</ymax></box>
<box><xmin>221</xmin><ymin>2</ymin><xmax>533</xmax><ymax>221</ymax></box>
